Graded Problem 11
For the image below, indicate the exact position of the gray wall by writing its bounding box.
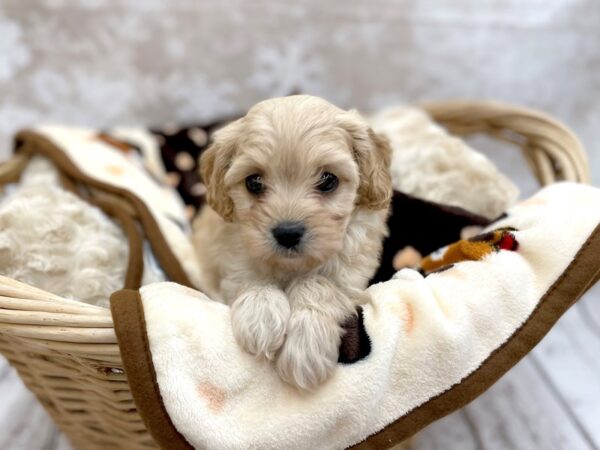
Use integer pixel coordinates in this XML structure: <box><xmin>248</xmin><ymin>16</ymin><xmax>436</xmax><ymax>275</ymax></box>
<box><xmin>1</xmin><ymin>0</ymin><xmax>598</xmax><ymax>185</ymax></box>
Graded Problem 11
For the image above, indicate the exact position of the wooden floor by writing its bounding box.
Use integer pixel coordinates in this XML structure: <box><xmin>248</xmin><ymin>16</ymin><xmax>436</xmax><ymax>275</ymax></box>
<box><xmin>1</xmin><ymin>283</ymin><xmax>599</xmax><ymax>450</ymax></box>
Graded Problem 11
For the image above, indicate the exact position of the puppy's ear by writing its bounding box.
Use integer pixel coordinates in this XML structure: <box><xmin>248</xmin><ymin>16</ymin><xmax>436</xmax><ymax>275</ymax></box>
<box><xmin>199</xmin><ymin>119</ymin><xmax>243</xmax><ymax>222</ymax></box>
<box><xmin>338</xmin><ymin>110</ymin><xmax>393</xmax><ymax>210</ymax></box>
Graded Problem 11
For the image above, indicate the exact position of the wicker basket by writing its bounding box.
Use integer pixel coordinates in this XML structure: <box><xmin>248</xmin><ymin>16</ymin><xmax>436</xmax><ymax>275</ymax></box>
<box><xmin>0</xmin><ymin>100</ymin><xmax>590</xmax><ymax>450</ymax></box>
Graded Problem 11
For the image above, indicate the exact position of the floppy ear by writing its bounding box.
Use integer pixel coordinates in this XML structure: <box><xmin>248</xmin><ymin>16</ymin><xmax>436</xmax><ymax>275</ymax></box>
<box><xmin>338</xmin><ymin>110</ymin><xmax>393</xmax><ymax>210</ymax></box>
<box><xmin>199</xmin><ymin>119</ymin><xmax>243</xmax><ymax>222</ymax></box>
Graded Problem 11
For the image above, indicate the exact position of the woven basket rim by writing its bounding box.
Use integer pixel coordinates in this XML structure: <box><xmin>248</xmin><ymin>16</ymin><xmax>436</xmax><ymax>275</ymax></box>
<box><xmin>0</xmin><ymin>99</ymin><xmax>591</xmax><ymax>450</ymax></box>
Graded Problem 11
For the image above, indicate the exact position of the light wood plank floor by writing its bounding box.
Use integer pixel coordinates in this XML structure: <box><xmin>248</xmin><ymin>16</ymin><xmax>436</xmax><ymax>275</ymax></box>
<box><xmin>1</xmin><ymin>283</ymin><xmax>598</xmax><ymax>450</ymax></box>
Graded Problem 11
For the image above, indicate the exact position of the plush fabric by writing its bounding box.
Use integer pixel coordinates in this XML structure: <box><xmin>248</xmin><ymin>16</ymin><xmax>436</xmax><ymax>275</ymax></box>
<box><xmin>370</xmin><ymin>106</ymin><xmax>519</xmax><ymax>219</ymax></box>
<box><xmin>14</xmin><ymin>128</ymin><xmax>203</xmax><ymax>290</ymax></box>
<box><xmin>111</xmin><ymin>183</ymin><xmax>600</xmax><ymax>450</ymax></box>
<box><xmin>419</xmin><ymin>227</ymin><xmax>519</xmax><ymax>274</ymax></box>
<box><xmin>370</xmin><ymin>191</ymin><xmax>490</xmax><ymax>283</ymax></box>
<box><xmin>149</xmin><ymin>120</ymin><xmax>230</xmax><ymax>216</ymax></box>
<box><xmin>0</xmin><ymin>157</ymin><xmax>127</xmax><ymax>307</ymax></box>
<box><xmin>0</xmin><ymin>156</ymin><xmax>165</xmax><ymax>307</ymax></box>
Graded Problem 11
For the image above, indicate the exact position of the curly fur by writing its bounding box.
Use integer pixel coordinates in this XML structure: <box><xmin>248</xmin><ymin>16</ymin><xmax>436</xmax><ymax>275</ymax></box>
<box><xmin>0</xmin><ymin>157</ymin><xmax>164</xmax><ymax>307</ymax></box>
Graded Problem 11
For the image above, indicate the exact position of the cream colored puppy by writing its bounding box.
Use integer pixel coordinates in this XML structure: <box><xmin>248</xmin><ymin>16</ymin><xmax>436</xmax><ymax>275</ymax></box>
<box><xmin>193</xmin><ymin>95</ymin><xmax>392</xmax><ymax>390</ymax></box>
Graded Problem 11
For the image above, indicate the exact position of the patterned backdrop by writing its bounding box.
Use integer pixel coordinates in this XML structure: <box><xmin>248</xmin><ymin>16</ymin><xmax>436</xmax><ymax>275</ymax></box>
<box><xmin>1</xmin><ymin>0</ymin><xmax>599</xmax><ymax>185</ymax></box>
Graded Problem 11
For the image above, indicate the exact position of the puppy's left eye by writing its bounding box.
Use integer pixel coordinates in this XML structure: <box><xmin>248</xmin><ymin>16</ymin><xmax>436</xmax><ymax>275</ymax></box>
<box><xmin>316</xmin><ymin>172</ymin><xmax>339</xmax><ymax>193</ymax></box>
<box><xmin>245</xmin><ymin>174</ymin><xmax>265</xmax><ymax>195</ymax></box>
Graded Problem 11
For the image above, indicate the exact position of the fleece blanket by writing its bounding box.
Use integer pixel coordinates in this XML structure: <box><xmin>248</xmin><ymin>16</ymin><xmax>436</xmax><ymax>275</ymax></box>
<box><xmin>111</xmin><ymin>183</ymin><xmax>600</xmax><ymax>450</ymax></box>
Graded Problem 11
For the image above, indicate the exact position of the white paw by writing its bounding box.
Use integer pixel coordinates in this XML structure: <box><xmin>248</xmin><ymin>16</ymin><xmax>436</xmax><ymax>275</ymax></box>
<box><xmin>276</xmin><ymin>310</ymin><xmax>341</xmax><ymax>391</ymax></box>
<box><xmin>231</xmin><ymin>286</ymin><xmax>290</xmax><ymax>360</ymax></box>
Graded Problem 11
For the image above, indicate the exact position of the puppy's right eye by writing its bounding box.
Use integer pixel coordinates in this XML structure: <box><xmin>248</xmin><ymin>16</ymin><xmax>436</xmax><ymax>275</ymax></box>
<box><xmin>245</xmin><ymin>174</ymin><xmax>265</xmax><ymax>195</ymax></box>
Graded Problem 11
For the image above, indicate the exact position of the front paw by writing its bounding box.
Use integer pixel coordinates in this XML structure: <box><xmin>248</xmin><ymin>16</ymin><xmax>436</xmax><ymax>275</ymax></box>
<box><xmin>276</xmin><ymin>310</ymin><xmax>342</xmax><ymax>390</ymax></box>
<box><xmin>231</xmin><ymin>286</ymin><xmax>290</xmax><ymax>360</ymax></box>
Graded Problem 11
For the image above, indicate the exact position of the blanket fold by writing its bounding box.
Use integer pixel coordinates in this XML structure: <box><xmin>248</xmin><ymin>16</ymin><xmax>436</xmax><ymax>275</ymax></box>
<box><xmin>111</xmin><ymin>183</ymin><xmax>600</xmax><ymax>450</ymax></box>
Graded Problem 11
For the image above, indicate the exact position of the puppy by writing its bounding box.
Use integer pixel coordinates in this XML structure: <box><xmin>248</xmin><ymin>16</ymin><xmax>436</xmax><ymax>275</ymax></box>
<box><xmin>193</xmin><ymin>95</ymin><xmax>392</xmax><ymax>390</ymax></box>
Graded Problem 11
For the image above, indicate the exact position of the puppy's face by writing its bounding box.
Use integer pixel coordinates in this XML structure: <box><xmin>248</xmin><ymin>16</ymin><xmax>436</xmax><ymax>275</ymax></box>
<box><xmin>201</xmin><ymin>95</ymin><xmax>391</xmax><ymax>273</ymax></box>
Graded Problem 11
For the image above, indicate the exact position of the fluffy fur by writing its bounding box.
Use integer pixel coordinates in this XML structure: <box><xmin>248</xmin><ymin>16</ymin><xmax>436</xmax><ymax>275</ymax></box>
<box><xmin>193</xmin><ymin>95</ymin><xmax>392</xmax><ymax>390</ymax></box>
<box><xmin>370</xmin><ymin>106</ymin><xmax>519</xmax><ymax>219</ymax></box>
<box><xmin>0</xmin><ymin>157</ymin><xmax>164</xmax><ymax>307</ymax></box>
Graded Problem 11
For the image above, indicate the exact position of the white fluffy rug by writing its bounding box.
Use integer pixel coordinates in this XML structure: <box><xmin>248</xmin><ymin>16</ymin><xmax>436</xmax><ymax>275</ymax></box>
<box><xmin>0</xmin><ymin>157</ymin><xmax>163</xmax><ymax>307</ymax></box>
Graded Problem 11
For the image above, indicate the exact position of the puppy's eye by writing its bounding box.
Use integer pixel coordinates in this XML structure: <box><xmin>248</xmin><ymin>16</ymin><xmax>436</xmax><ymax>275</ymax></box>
<box><xmin>316</xmin><ymin>172</ymin><xmax>339</xmax><ymax>193</ymax></box>
<box><xmin>245</xmin><ymin>174</ymin><xmax>265</xmax><ymax>195</ymax></box>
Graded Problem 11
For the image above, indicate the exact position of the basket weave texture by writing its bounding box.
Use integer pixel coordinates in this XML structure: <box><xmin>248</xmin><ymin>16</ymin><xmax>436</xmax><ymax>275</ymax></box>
<box><xmin>0</xmin><ymin>100</ymin><xmax>589</xmax><ymax>450</ymax></box>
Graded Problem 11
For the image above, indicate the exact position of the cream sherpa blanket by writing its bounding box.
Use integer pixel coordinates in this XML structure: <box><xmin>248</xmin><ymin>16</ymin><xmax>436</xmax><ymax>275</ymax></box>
<box><xmin>111</xmin><ymin>183</ymin><xmax>600</xmax><ymax>450</ymax></box>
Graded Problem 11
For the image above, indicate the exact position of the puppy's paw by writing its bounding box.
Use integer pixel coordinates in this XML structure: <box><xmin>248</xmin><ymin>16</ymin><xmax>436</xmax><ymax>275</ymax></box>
<box><xmin>276</xmin><ymin>310</ymin><xmax>342</xmax><ymax>391</ymax></box>
<box><xmin>231</xmin><ymin>286</ymin><xmax>290</xmax><ymax>360</ymax></box>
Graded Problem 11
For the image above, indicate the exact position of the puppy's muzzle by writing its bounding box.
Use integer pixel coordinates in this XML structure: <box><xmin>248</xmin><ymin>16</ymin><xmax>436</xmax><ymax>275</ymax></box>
<box><xmin>272</xmin><ymin>222</ymin><xmax>305</xmax><ymax>250</ymax></box>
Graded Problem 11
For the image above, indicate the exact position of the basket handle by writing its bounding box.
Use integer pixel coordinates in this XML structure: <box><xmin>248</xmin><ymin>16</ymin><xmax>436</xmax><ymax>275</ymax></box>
<box><xmin>420</xmin><ymin>100</ymin><xmax>590</xmax><ymax>186</ymax></box>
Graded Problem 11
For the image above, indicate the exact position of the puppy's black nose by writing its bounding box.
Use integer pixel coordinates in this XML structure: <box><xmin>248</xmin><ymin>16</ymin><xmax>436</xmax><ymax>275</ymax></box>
<box><xmin>272</xmin><ymin>222</ymin><xmax>305</xmax><ymax>249</ymax></box>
